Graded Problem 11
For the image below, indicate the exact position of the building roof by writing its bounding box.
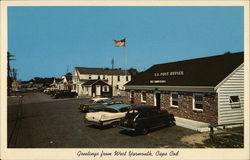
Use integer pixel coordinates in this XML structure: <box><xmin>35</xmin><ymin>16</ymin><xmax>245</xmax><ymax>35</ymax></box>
<box><xmin>126</xmin><ymin>52</ymin><xmax>244</xmax><ymax>87</ymax></box>
<box><xmin>75</xmin><ymin>67</ymin><xmax>130</xmax><ymax>75</ymax></box>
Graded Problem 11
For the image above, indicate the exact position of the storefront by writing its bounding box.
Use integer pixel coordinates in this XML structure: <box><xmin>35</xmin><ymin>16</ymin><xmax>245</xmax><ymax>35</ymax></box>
<box><xmin>125</xmin><ymin>52</ymin><xmax>244</xmax><ymax>131</ymax></box>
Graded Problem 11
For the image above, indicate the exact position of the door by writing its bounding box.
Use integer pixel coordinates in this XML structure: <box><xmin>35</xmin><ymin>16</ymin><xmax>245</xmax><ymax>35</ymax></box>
<box><xmin>155</xmin><ymin>92</ymin><xmax>161</xmax><ymax>107</ymax></box>
<box><xmin>96</xmin><ymin>85</ymin><xmax>101</xmax><ymax>96</ymax></box>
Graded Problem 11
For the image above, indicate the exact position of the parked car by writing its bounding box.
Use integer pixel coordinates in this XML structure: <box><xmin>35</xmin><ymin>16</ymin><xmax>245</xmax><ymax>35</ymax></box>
<box><xmin>52</xmin><ymin>90</ymin><xmax>78</xmax><ymax>98</ymax></box>
<box><xmin>79</xmin><ymin>98</ymin><xmax>123</xmax><ymax>112</ymax></box>
<box><xmin>84</xmin><ymin>104</ymin><xmax>132</xmax><ymax>127</ymax></box>
<box><xmin>119</xmin><ymin>105</ymin><xmax>175</xmax><ymax>135</ymax></box>
<box><xmin>78</xmin><ymin>97</ymin><xmax>109</xmax><ymax>111</ymax></box>
<box><xmin>87</xmin><ymin>104</ymin><xmax>109</xmax><ymax>112</ymax></box>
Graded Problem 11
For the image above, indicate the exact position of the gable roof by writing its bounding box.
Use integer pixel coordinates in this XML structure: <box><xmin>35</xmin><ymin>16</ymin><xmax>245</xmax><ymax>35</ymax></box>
<box><xmin>126</xmin><ymin>52</ymin><xmax>244</xmax><ymax>87</ymax></box>
<box><xmin>75</xmin><ymin>67</ymin><xmax>130</xmax><ymax>75</ymax></box>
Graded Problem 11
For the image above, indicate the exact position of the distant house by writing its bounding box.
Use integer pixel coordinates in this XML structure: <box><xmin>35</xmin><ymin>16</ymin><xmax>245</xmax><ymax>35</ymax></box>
<box><xmin>125</xmin><ymin>52</ymin><xmax>244</xmax><ymax>131</ymax></box>
<box><xmin>62</xmin><ymin>72</ymin><xmax>73</xmax><ymax>91</ymax></box>
<box><xmin>51</xmin><ymin>78</ymin><xmax>63</xmax><ymax>90</ymax></box>
<box><xmin>11</xmin><ymin>81</ymin><xmax>21</xmax><ymax>91</ymax></box>
<box><xmin>50</xmin><ymin>73</ymin><xmax>73</xmax><ymax>91</ymax></box>
<box><xmin>73</xmin><ymin>67</ymin><xmax>131</xmax><ymax>97</ymax></box>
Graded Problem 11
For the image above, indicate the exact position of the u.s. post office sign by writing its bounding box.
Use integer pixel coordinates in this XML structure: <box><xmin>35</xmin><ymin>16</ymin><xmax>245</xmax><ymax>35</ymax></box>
<box><xmin>154</xmin><ymin>71</ymin><xmax>184</xmax><ymax>77</ymax></box>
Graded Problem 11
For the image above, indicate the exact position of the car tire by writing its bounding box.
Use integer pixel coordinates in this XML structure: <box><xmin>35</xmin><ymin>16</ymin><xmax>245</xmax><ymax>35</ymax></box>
<box><xmin>141</xmin><ymin>128</ymin><xmax>149</xmax><ymax>135</ymax></box>
<box><xmin>111</xmin><ymin>122</ymin><xmax>118</xmax><ymax>128</ymax></box>
<box><xmin>169</xmin><ymin>120</ymin><xmax>176</xmax><ymax>127</ymax></box>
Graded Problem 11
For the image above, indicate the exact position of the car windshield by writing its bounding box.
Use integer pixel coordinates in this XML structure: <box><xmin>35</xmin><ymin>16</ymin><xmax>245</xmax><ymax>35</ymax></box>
<box><xmin>125</xmin><ymin>109</ymin><xmax>139</xmax><ymax>118</ymax></box>
<box><xmin>89</xmin><ymin>100</ymin><xmax>95</xmax><ymax>103</ymax></box>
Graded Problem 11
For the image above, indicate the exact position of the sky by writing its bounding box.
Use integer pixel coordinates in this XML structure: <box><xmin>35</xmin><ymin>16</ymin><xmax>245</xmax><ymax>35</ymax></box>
<box><xmin>8</xmin><ymin>6</ymin><xmax>244</xmax><ymax>81</ymax></box>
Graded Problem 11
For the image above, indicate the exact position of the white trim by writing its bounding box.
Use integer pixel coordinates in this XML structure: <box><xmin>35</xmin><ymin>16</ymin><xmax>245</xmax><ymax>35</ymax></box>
<box><xmin>141</xmin><ymin>91</ymin><xmax>146</xmax><ymax>103</ymax></box>
<box><xmin>170</xmin><ymin>92</ymin><xmax>179</xmax><ymax>108</ymax></box>
<box><xmin>218</xmin><ymin>91</ymin><xmax>220</xmax><ymax>125</ymax></box>
<box><xmin>192</xmin><ymin>93</ymin><xmax>204</xmax><ymax>112</ymax></box>
<box><xmin>215</xmin><ymin>63</ymin><xmax>244</xmax><ymax>90</ymax></box>
<box><xmin>126</xmin><ymin>85</ymin><xmax>214</xmax><ymax>89</ymax></box>
<box><xmin>125</xmin><ymin>85</ymin><xmax>215</xmax><ymax>92</ymax></box>
<box><xmin>229</xmin><ymin>95</ymin><xmax>240</xmax><ymax>104</ymax></box>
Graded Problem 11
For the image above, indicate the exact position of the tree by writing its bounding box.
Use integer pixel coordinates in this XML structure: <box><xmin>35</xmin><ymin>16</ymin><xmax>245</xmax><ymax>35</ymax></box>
<box><xmin>128</xmin><ymin>68</ymin><xmax>139</xmax><ymax>77</ymax></box>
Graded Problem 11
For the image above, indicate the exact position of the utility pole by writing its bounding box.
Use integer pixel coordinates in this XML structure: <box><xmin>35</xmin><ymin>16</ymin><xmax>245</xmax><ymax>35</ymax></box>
<box><xmin>67</xmin><ymin>64</ymin><xmax>69</xmax><ymax>73</ymax></box>
<box><xmin>7</xmin><ymin>52</ymin><xmax>16</xmax><ymax>95</ymax></box>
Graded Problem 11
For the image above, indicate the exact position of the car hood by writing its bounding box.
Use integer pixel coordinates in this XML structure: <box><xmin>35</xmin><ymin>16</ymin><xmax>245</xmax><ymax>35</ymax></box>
<box><xmin>86</xmin><ymin>112</ymin><xmax>126</xmax><ymax>121</ymax></box>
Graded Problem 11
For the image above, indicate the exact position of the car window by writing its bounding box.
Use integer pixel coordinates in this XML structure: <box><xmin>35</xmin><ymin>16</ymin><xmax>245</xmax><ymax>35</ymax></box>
<box><xmin>125</xmin><ymin>109</ymin><xmax>139</xmax><ymax>119</ymax></box>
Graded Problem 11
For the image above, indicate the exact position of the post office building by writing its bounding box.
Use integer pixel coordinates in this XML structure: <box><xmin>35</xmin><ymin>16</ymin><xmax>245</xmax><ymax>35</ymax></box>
<box><xmin>125</xmin><ymin>52</ymin><xmax>244</xmax><ymax>131</ymax></box>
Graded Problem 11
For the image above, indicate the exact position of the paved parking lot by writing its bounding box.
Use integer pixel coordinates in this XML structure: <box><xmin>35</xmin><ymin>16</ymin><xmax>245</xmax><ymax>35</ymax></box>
<box><xmin>8</xmin><ymin>92</ymin><xmax>198</xmax><ymax>148</ymax></box>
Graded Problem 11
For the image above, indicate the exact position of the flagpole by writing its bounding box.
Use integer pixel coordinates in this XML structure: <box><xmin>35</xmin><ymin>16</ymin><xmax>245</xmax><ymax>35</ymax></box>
<box><xmin>124</xmin><ymin>38</ymin><xmax>127</xmax><ymax>76</ymax></box>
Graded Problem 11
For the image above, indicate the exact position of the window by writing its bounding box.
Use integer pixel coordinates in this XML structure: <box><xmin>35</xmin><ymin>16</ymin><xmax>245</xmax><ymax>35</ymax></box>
<box><xmin>103</xmin><ymin>75</ymin><xmax>106</xmax><ymax>79</ymax></box>
<box><xmin>117</xmin><ymin>76</ymin><xmax>120</xmax><ymax>81</ymax></box>
<box><xmin>98</xmin><ymin>75</ymin><xmax>100</xmax><ymax>79</ymax></box>
<box><xmin>229</xmin><ymin>96</ymin><xmax>240</xmax><ymax>103</ymax></box>
<box><xmin>102</xmin><ymin>85</ymin><xmax>109</xmax><ymax>92</ymax></box>
<box><xmin>89</xmin><ymin>75</ymin><xmax>91</xmax><ymax>79</ymax></box>
<box><xmin>193</xmin><ymin>94</ymin><xmax>203</xmax><ymax>111</ymax></box>
<box><xmin>126</xmin><ymin>76</ymin><xmax>129</xmax><ymax>81</ymax></box>
<box><xmin>116</xmin><ymin>85</ymin><xmax>119</xmax><ymax>89</ymax></box>
<box><xmin>141</xmin><ymin>91</ymin><xmax>146</xmax><ymax>103</ymax></box>
<box><xmin>171</xmin><ymin>92</ymin><xmax>178</xmax><ymax>107</ymax></box>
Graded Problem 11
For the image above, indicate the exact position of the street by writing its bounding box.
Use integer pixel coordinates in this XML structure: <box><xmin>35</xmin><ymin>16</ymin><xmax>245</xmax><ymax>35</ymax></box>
<box><xmin>8</xmin><ymin>92</ymin><xmax>198</xmax><ymax>148</ymax></box>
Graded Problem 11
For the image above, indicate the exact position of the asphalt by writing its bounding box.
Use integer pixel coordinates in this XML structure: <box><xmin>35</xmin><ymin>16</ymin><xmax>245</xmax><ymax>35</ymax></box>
<box><xmin>7</xmin><ymin>92</ymin><xmax>197</xmax><ymax>148</ymax></box>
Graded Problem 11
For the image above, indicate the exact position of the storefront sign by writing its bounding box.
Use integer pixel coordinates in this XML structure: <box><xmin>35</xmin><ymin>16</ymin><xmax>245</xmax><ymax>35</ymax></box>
<box><xmin>154</xmin><ymin>71</ymin><xmax>184</xmax><ymax>77</ymax></box>
<box><xmin>150</xmin><ymin>80</ymin><xmax>166</xmax><ymax>84</ymax></box>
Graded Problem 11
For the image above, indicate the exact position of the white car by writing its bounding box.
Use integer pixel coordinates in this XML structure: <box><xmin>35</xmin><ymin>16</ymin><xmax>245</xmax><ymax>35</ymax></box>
<box><xmin>89</xmin><ymin>97</ymin><xmax>110</xmax><ymax>103</ymax></box>
<box><xmin>85</xmin><ymin>104</ymin><xmax>132</xmax><ymax>126</ymax></box>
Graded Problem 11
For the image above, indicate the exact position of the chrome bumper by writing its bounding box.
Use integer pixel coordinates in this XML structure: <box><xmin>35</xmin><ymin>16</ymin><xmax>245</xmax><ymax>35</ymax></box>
<box><xmin>84</xmin><ymin>119</ymin><xmax>102</xmax><ymax>126</ymax></box>
<box><xmin>118</xmin><ymin>125</ymin><xmax>136</xmax><ymax>131</ymax></box>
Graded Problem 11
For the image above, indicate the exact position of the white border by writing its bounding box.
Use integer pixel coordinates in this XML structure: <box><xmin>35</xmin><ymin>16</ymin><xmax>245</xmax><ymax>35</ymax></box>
<box><xmin>0</xmin><ymin>1</ymin><xmax>249</xmax><ymax>160</ymax></box>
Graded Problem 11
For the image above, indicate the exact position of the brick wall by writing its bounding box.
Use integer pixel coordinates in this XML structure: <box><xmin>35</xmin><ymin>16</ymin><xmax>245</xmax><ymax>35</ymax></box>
<box><xmin>125</xmin><ymin>90</ymin><xmax>218</xmax><ymax>125</ymax></box>
<box><xmin>161</xmin><ymin>92</ymin><xmax>218</xmax><ymax>125</ymax></box>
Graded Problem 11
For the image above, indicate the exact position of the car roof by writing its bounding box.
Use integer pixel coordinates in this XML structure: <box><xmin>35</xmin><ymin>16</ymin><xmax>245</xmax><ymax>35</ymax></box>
<box><xmin>132</xmin><ymin>105</ymin><xmax>159</xmax><ymax>110</ymax></box>
<box><xmin>106</xmin><ymin>104</ymin><xmax>132</xmax><ymax>111</ymax></box>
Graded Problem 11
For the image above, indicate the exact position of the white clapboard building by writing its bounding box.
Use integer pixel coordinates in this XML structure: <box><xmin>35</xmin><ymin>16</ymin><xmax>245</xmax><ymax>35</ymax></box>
<box><xmin>73</xmin><ymin>67</ymin><xmax>131</xmax><ymax>97</ymax></box>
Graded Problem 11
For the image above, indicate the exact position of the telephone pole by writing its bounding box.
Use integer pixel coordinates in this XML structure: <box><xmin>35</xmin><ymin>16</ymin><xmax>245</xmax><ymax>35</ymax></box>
<box><xmin>7</xmin><ymin>52</ymin><xmax>16</xmax><ymax>95</ymax></box>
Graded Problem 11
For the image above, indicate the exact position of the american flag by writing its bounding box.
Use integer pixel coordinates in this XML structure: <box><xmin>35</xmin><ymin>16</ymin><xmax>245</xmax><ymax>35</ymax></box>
<box><xmin>114</xmin><ymin>38</ymin><xmax>126</xmax><ymax>47</ymax></box>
